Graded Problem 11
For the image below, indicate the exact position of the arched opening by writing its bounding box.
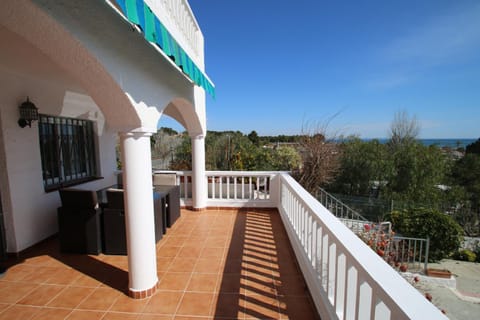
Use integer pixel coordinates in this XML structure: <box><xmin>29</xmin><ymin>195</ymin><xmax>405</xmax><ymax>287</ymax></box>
<box><xmin>0</xmin><ymin>0</ymin><xmax>142</xmax><ymax>130</ymax></box>
<box><xmin>0</xmin><ymin>0</ymin><xmax>206</xmax><ymax>253</ymax></box>
<box><xmin>163</xmin><ymin>97</ymin><xmax>205</xmax><ymax>137</ymax></box>
<box><xmin>1</xmin><ymin>0</ymin><xmax>209</xmax><ymax>300</ymax></box>
<box><xmin>152</xmin><ymin>97</ymin><xmax>206</xmax><ymax>170</ymax></box>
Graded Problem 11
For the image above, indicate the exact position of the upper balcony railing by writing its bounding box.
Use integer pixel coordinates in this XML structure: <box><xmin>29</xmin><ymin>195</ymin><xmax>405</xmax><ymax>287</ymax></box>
<box><xmin>152</xmin><ymin>170</ymin><xmax>447</xmax><ymax>319</ymax></box>
<box><xmin>145</xmin><ymin>0</ymin><xmax>203</xmax><ymax>66</ymax></box>
<box><xmin>110</xmin><ymin>0</ymin><xmax>213</xmax><ymax>95</ymax></box>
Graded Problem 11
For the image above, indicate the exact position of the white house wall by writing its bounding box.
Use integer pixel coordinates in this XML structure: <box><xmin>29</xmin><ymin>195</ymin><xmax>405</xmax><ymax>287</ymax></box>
<box><xmin>0</xmin><ymin>0</ymin><xmax>208</xmax><ymax>253</ymax></box>
<box><xmin>0</xmin><ymin>31</ymin><xmax>118</xmax><ymax>252</ymax></box>
<box><xmin>32</xmin><ymin>0</ymin><xmax>197</xmax><ymax>132</ymax></box>
<box><xmin>0</xmin><ymin>72</ymin><xmax>116</xmax><ymax>252</ymax></box>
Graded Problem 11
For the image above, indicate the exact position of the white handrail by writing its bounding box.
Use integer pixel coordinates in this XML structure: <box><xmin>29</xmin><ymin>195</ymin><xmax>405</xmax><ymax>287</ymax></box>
<box><xmin>277</xmin><ymin>173</ymin><xmax>447</xmax><ymax>320</ymax></box>
<box><xmin>160</xmin><ymin>170</ymin><xmax>280</xmax><ymax>208</ymax></box>
<box><xmin>152</xmin><ymin>169</ymin><xmax>447</xmax><ymax>319</ymax></box>
<box><xmin>145</xmin><ymin>0</ymin><xmax>202</xmax><ymax>60</ymax></box>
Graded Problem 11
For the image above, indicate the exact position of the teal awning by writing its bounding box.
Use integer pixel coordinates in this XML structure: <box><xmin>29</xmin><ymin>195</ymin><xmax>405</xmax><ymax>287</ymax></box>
<box><xmin>114</xmin><ymin>0</ymin><xmax>215</xmax><ymax>98</ymax></box>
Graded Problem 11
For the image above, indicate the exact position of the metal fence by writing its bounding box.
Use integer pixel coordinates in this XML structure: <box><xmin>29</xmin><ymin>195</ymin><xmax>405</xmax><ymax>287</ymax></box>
<box><xmin>390</xmin><ymin>236</ymin><xmax>430</xmax><ymax>273</ymax></box>
<box><xmin>317</xmin><ymin>187</ymin><xmax>369</xmax><ymax>222</ymax></box>
<box><xmin>317</xmin><ymin>187</ymin><xmax>429</xmax><ymax>273</ymax></box>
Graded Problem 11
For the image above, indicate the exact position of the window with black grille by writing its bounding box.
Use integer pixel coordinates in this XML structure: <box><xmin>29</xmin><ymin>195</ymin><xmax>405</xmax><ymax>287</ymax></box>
<box><xmin>38</xmin><ymin>115</ymin><xmax>98</xmax><ymax>191</ymax></box>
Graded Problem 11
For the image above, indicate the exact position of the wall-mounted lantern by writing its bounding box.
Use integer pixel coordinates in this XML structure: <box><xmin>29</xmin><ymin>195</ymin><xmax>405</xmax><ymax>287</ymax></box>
<box><xmin>18</xmin><ymin>97</ymin><xmax>39</xmax><ymax>128</ymax></box>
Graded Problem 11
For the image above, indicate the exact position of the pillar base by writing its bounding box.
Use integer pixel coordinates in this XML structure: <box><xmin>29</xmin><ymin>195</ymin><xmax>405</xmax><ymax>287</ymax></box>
<box><xmin>128</xmin><ymin>281</ymin><xmax>158</xmax><ymax>299</ymax></box>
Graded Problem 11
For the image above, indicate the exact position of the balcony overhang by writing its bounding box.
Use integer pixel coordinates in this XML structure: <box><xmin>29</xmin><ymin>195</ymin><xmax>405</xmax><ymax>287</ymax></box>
<box><xmin>111</xmin><ymin>0</ymin><xmax>215</xmax><ymax>98</ymax></box>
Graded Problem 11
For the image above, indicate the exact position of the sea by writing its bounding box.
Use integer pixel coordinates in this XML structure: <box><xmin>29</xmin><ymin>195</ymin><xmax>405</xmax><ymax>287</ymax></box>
<box><xmin>363</xmin><ymin>138</ymin><xmax>477</xmax><ymax>149</ymax></box>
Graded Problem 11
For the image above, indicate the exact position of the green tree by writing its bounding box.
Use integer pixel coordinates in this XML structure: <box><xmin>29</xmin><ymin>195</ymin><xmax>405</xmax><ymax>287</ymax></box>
<box><xmin>151</xmin><ymin>129</ymin><xmax>182</xmax><ymax>167</ymax></box>
<box><xmin>389</xmin><ymin>207</ymin><xmax>464</xmax><ymax>261</ymax></box>
<box><xmin>229</xmin><ymin>134</ymin><xmax>259</xmax><ymax>171</ymax></box>
<box><xmin>253</xmin><ymin>148</ymin><xmax>276</xmax><ymax>171</ymax></box>
<box><xmin>205</xmin><ymin>131</ymin><xmax>227</xmax><ymax>170</ymax></box>
<box><xmin>388</xmin><ymin>110</ymin><xmax>420</xmax><ymax>147</ymax></box>
<box><xmin>270</xmin><ymin>146</ymin><xmax>302</xmax><ymax>171</ymax></box>
<box><xmin>384</xmin><ymin>143</ymin><xmax>447</xmax><ymax>206</ymax></box>
<box><xmin>451</xmin><ymin>154</ymin><xmax>480</xmax><ymax>207</ymax></box>
<box><xmin>329</xmin><ymin>137</ymin><xmax>448</xmax><ymax>207</ymax></box>
<box><xmin>448</xmin><ymin>153</ymin><xmax>480</xmax><ymax>235</ymax></box>
<box><xmin>158</xmin><ymin>127</ymin><xmax>178</xmax><ymax>135</ymax></box>
<box><xmin>204</xmin><ymin>131</ymin><xmax>302</xmax><ymax>172</ymax></box>
<box><xmin>247</xmin><ymin>130</ymin><xmax>260</xmax><ymax>146</ymax></box>
<box><xmin>294</xmin><ymin>133</ymin><xmax>341</xmax><ymax>195</ymax></box>
<box><xmin>329</xmin><ymin>138</ymin><xmax>389</xmax><ymax>196</ymax></box>
<box><xmin>169</xmin><ymin>133</ymin><xmax>191</xmax><ymax>170</ymax></box>
<box><xmin>383</xmin><ymin>110</ymin><xmax>446</xmax><ymax>204</ymax></box>
<box><xmin>466</xmin><ymin>138</ymin><xmax>480</xmax><ymax>155</ymax></box>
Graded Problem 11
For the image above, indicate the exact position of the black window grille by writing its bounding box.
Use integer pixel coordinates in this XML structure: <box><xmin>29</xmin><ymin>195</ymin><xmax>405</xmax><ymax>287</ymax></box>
<box><xmin>38</xmin><ymin>114</ymin><xmax>98</xmax><ymax>191</ymax></box>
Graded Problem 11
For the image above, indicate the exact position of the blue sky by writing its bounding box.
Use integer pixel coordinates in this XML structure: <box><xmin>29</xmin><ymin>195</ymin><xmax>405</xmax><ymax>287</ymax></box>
<box><xmin>162</xmin><ymin>1</ymin><xmax>480</xmax><ymax>138</ymax></box>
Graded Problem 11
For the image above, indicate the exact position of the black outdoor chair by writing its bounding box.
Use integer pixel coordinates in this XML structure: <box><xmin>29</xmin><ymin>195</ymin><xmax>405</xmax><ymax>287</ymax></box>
<box><xmin>102</xmin><ymin>187</ymin><xmax>165</xmax><ymax>255</ymax></box>
<box><xmin>57</xmin><ymin>188</ymin><xmax>102</xmax><ymax>254</ymax></box>
<box><xmin>102</xmin><ymin>189</ymin><xmax>127</xmax><ymax>255</ymax></box>
<box><xmin>153</xmin><ymin>173</ymin><xmax>180</xmax><ymax>228</ymax></box>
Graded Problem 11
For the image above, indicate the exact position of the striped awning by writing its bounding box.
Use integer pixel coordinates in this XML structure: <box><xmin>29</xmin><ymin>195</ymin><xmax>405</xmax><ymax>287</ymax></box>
<box><xmin>114</xmin><ymin>0</ymin><xmax>215</xmax><ymax>98</ymax></box>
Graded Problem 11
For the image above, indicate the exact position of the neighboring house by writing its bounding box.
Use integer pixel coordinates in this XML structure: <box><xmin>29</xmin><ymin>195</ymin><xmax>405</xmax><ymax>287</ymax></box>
<box><xmin>0</xmin><ymin>0</ymin><xmax>213</xmax><ymax>298</ymax></box>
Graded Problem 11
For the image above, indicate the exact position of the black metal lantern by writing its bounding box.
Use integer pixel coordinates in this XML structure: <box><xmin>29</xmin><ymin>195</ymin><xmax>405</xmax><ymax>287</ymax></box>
<box><xmin>18</xmin><ymin>97</ymin><xmax>39</xmax><ymax>128</ymax></box>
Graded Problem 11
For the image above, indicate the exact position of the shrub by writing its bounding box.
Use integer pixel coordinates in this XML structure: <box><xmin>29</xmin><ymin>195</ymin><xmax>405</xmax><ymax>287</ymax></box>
<box><xmin>389</xmin><ymin>207</ymin><xmax>464</xmax><ymax>261</ymax></box>
<box><xmin>453</xmin><ymin>249</ymin><xmax>477</xmax><ymax>262</ymax></box>
<box><xmin>473</xmin><ymin>245</ymin><xmax>480</xmax><ymax>263</ymax></box>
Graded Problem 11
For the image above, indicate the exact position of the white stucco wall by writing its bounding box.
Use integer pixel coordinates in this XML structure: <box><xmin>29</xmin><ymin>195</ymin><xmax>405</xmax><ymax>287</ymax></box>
<box><xmin>0</xmin><ymin>0</ymin><xmax>209</xmax><ymax>252</ymax></box>
<box><xmin>30</xmin><ymin>0</ymin><xmax>198</xmax><ymax>133</ymax></box>
<box><xmin>0</xmin><ymin>62</ymin><xmax>117</xmax><ymax>253</ymax></box>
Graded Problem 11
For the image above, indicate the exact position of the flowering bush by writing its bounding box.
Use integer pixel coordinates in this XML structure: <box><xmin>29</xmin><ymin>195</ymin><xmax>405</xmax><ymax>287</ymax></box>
<box><xmin>358</xmin><ymin>222</ymin><xmax>410</xmax><ymax>272</ymax></box>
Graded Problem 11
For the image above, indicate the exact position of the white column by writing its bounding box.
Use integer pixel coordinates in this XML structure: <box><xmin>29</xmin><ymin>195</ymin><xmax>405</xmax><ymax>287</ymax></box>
<box><xmin>191</xmin><ymin>134</ymin><xmax>207</xmax><ymax>210</ymax></box>
<box><xmin>120</xmin><ymin>132</ymin><xmax>158</xmax><ymax>298</ymax></box>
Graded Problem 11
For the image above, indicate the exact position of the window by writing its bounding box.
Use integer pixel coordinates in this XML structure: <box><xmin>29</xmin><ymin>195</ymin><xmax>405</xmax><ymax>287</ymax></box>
<box><xmin>38</xmin><ymin>114</ymin><xmax>98</xmax><ymax>191</ymax></box>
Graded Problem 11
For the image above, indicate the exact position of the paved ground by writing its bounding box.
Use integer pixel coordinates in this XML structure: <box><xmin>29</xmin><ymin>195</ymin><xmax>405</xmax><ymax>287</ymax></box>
<box><xmin>405</xmin><ymin>260</ymin><xmax>480</xmax><ymax>320</ymax></box>
<box><xmin>0</xmin><ymin>209</ymin><xmax>319</xmax><ymax>320</ymax></box>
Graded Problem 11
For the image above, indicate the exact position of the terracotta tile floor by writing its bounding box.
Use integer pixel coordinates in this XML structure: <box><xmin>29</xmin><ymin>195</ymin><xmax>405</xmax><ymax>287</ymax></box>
<box><xmin>0</xmin><ymin>209</ymin><xmax>319</xmax><ymax>319</ymax></box>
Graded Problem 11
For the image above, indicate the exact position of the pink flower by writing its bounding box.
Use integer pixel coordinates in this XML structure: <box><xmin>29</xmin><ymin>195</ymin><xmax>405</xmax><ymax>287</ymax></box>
<box><xmin>364</xmin><ymin>224</ymin><xmax>371</xmax><ymax>231</ymax></box>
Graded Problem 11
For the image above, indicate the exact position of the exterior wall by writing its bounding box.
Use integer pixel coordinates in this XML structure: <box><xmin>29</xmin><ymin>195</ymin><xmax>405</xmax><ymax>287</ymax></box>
<box><xmin>0</xmin><ymin>0</ymin><xmax>209</xmax><ymax>252</ymax></box>
<box><xmin>0</xmin><ymin>52</ymin><xmax>117</xmax><ymax>253</ymax></box>
<box><xmin>2</xmin><ymin>0</ymin><xmax>199</xmax><ymax>133</ymax></box>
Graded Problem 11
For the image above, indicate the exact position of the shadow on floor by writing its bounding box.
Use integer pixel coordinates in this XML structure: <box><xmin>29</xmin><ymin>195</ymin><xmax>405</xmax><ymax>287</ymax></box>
<box><xmin>2</xmin><ymin>236</ymin><xmax>128</xmax><ymax>294</ymax></box>
<box><xmin>214</xmin><ymin>209</ymin><xmax>320</xmax><ymax>319</ymax></box>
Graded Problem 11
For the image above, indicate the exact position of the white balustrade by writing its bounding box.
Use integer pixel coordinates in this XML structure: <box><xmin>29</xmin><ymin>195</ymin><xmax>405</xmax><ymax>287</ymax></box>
<box><xmin>277</xmin><ymin>173</ymin><xmax>447</xmax><ymax>320</ymax></box>
<box><xmin>145</xmin><ymin>0</ymin><xmax>202</xmax><ymax>62</ymax></box>
<box><xmin>156</xmin><ymin>170</ymin><xmax>277</xmax><ymax>208</ymax></box>
<box><xmin>152</xmin><ymin>169</ymin><xmax>448</xmax><ymax>319</ymax></box>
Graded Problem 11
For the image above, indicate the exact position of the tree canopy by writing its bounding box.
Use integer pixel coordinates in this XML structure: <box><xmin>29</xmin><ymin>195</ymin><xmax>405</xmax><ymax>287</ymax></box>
<box><xmin>329</xmin><ymin>138</ymin><xmax>388</xmax><ymax>196</ymax></box>
<box><xmin>466</xmin><ymin>138</ymin><xmax>480</xmax><ymax>155</ymax></box>
<box><xmin>168</xmin><ymin>130</ymin><xmax>302</xmax><ymax>172</ymax></box>
<box><xmin>389</xmin><ymin>207</ymin><xmax>463</xmax><ymax>261</ymax></box>
<box><xmin>329</xmin><ymin>138</ymin><xmax>447</xmax><ymax>205</ymax></box>
<box><xmin>388</xmin><ymin>110</ymin><xmax>420</xmax><ymax>147</ymax></box>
